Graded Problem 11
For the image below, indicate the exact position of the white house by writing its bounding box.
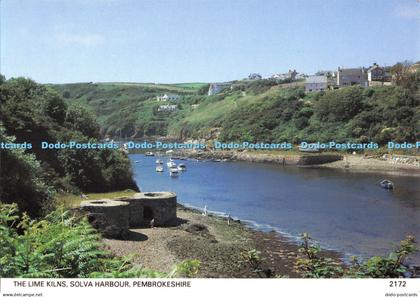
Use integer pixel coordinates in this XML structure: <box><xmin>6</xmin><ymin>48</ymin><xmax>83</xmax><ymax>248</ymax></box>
<box><xmin>156</xmin><ymin>94</ymin><xmax>180</xmax><ymax>102</ymax></box>
<box><xmin>366</xmin><ymin>63</ymin><xmax>393</xmax><ymax>86</ymax></box>
<box><xmin>305</xmin><ymin>75</ymin><xmax>328</xmax><ymax>92</ymax></box>
<box><xmin>158</xmin><ymin>104</ymin><xmax>177</xmax><ymax>112</ymax></box>
<box><xmin>271</xmin><ymin>69</ymin><xmax>298</xmax><ymax>81</ymax></box>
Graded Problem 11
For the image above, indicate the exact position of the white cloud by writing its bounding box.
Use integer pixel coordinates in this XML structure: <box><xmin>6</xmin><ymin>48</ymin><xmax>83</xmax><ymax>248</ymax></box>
<box><xmin>55</xmin><ymin>32</ymin><xmax>105</xmax><ymax>47</ymax></box>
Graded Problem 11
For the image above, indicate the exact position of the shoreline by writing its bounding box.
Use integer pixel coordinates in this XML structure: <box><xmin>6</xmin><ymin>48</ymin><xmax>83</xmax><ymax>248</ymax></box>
<box><xmin>173</xmin><ymin>149</ymin><xmax>420</xmax><ymax>177</ymax></box>
<box><xmin>103</xmin><ymin>204</ymin><xmax>345</xmax><ymax>278</ymax></box>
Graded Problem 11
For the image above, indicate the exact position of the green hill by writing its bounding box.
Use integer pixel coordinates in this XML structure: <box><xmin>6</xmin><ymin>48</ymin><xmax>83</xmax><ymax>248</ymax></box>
<box><xmin>51</xmin><ymin>82</ymin><xmax>205</xmax><ymax>138</ymax></box>
<box><xmin>51</xmin><ymin>75</ymin><xmax>419</xmax><ymax>145</ymax></box>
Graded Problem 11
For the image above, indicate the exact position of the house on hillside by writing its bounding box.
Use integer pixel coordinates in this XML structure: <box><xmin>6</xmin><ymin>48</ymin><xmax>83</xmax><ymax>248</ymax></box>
<box><xmin>158</xmin><ymin>104</ymin><xmax>177</xmax><ymax>112</ymax></box>
<box><xmin>366</xmin><ymin>63</ymin><xmax>393</xmax><ymax>86</ymax></box>
<box><xmin>271</xmin><ymin>69</ymin><xmax>298</xmax><ymax>81</ymax></box>
<box><xmin>336</xmin><ymin>67</ymin><xmax>368</xmax><ymax>87</ymax></box>
<box><xmin>305</xmin><ymin>75</ymin><xmax>328</xmax><ymax>92</ymax></box>
<box><xmin>367</xmin><ymin>63</ymin><xmax>385</xmax><ymax>82</ymax></box>
<box><xmin>208</xmin><ymin>83</ymin><xmax>232</xmax><ymax>96</ymax></box>
<box><xmin>156</xmin><ymin>94</ymin><xmax>180</xmax><ymax>102</ymax></box>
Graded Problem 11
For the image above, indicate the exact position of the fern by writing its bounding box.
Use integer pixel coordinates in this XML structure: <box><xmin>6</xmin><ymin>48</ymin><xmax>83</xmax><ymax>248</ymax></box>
<box><xmin>0</xmin><ymin>203</ymin><xmax>200</xmax><ymax>278</ymax></box>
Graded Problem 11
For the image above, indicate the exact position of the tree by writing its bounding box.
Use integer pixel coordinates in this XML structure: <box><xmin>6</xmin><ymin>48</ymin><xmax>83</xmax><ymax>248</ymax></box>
<box><xmin>248</xmin><ymin>73</ymin><xmax>262</xmax><ymax>80</ymax></box>
<box><xmin>41</xmin><ymin>89</ymin><xmax>67</xmax><ymax>124</ymax></box>
<box><xmin>65</xmin><ymin>104</ymin><xmax>100</xmax><ymax>139</ymax></box>
<box><xmin>0</xmin><ymin>126</ymin><xmax>53</xmax><ymax>217</ymax></box>
<box><xmin>390</xmin><ymin>61</ymin><xmax>412</xmax><ymax>87</ymax></box>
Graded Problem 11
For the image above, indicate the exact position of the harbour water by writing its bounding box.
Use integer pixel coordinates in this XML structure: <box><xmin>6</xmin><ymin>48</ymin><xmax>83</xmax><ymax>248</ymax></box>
<box><xmin>130</xmin><ymin>154</ymin><xmax>420</xmax><ymax>264</ymax></box>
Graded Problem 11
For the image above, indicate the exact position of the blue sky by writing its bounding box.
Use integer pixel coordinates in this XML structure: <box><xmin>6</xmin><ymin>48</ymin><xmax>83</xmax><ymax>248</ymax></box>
<box><xmin>1</xmin><ymin>0</ymin><xmax>419</xmax><ymax>83</ymax></box>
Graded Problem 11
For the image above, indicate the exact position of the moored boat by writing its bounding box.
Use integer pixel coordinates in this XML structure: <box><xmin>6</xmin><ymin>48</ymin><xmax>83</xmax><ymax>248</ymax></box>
<box><xmin>380</xmin><ymin>179</ymin><xmax>394</xmax><ymax>190</ymax></box>
<box><xmin>177</xmin><ymin>163</ymin><xmax>187</xmax><ymax>171</ymax></box>
<box><xmin>145</xmin><ymin>152</ymin><xmax>155</xmax><ymax>156</ymax></box>
<box><xmin>167</xmin><ymin>159</ymin><xmax>177</xmax><ymax>168</ymax></box>
<box><xmin>156</xmin><ymin>165</ymin><xmax>164</xmax><ymax>172</ymax></box>
<box><xmin>156</xmin><ymin>159</ymin><xmax>163</xmax><ymax>164</ymax></box>
<box><xmin>169</xmin><ymin>167</ymin><xmax>179</xmax><ymax>177</ymax></box>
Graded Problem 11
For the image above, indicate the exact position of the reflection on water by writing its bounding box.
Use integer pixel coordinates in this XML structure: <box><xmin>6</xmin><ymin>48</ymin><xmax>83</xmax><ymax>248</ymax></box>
<box><xmin>130</xmin><ymin>154</ymin><xmax>420</xmax><ymax>264</ymax></box>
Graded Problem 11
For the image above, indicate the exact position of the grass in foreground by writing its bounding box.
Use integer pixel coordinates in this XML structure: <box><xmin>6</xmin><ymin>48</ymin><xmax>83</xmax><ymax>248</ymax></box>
<box><xmin>56</xmin><ymin>189</ymin><xmax>137</xmax><ymax>208</ymax></box>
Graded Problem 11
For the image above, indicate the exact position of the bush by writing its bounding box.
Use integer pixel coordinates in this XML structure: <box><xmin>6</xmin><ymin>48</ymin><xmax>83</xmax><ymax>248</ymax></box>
<box><xmin>0</xmin><ymin>127</ymin><xmax>54</xmax><ymax>217</ymax></box>
<box><xmin>295</xmin><ymin>233</ymin><xmax>417</xmax><ymax>278</ymax></box>
<box><xmin>296</xmin><ymin>233</ymin><xmax>343</xmax><ymax>278</ymax></box>
<box><xmin>0</xmin><ymin>203</ymin><xmax>200</xmax><ymax>278</ymax></box>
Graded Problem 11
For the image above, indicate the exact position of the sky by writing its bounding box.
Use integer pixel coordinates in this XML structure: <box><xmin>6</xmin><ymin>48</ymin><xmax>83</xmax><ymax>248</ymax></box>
<box><xmin>1</xmin><ymin>0</ymin><xmax>419</xmax><ymax>83</ymax></box>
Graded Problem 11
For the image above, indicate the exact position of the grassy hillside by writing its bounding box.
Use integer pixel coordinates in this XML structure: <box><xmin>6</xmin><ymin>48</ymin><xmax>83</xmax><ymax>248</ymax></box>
<box><xmin>51</xmin><ymin>82</ymin><xmax>203</xmax><ymax>138</ymax></box>
<box><xmin>51</xmin><ymin>76</ymin><xmax>419</xmax><ymax>145</ymax></box>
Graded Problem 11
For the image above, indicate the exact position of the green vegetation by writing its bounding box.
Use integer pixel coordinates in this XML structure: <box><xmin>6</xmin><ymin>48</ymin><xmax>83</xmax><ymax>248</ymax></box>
<box><xmin>0</xmin><ymin>127</ymin><xmax>53</xmax><ymax>217</ymax></box>
<box><xmin>0</xmin><ymin>203</ymin><xmax>200</xmax><ymax>278</ymax></box>
<box><xmin>57</xmin><ymin>189</ymin><xmax>137</xmax><ymax>208</ymax></box>
<box><xmin>0</xmin><ymin>77</ymin><xmax>202</xmax><ymax>278</ymax></box>
<box><xmin>241</xmin><ymin>232</ymin><xmax>417</xmax><ymax>278</ymax></box>
<box><xmin>0</xmin><ymin>77</ymin><xmax>138</xmax><ymax>216</ymax></box>
<box><xmin>219</xmin><ymin>82</ymin><xmax>419</xmax><ymax>144</ymax></box>
<box><xmin>51</xmin><ymin>82</ymin><xmax>197</xmax><ymax>138</ymax></box>
<box><xmin>295</xmin><ymin>233</ymin><xmax>417</xmax><ymax>278</ymax></box>
<box><xmin>51</xmin><ymin>71</ymin><xmax>419</xmax><ymax>146</ymax></box>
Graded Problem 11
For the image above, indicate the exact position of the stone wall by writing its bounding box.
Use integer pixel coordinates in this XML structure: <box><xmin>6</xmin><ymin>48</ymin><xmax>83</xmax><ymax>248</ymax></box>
<box><xmin>80</xmin><ymin>199</ymin><xmax>130</xmax><ymax>239</ymax></box>
<box><xmin>81</xmin><ymin>192</ymin><xmax>177</xmax><ymax>236</ymax></box>
<box><xmin>297</xmin><ymin>154</ymin><xmax>343</xmax><ymax>165</ymax></box>
<box><xmin>130</xmin><ymin>192</ymin><xmax>177</xmax><ymax>227</ymax></box>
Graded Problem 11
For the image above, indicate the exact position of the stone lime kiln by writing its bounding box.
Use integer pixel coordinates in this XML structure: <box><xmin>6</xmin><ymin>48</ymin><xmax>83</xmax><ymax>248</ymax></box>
<box><xmin>80</xmin><ymin>192</ymin><xmax>177</xmax><ymax>238</ymax></box>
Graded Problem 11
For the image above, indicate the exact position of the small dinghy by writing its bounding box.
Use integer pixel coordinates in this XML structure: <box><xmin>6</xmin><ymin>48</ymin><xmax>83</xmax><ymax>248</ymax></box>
<box><xmin>156</xmin><ymin>165</ymin><xmax>164</xmax><ymax>172</ymax></box>
<box><xmin>169</xmin><ymin>167</ymin><xmax>179</xmax><ymax>177</ymax></box>
<box><xmin>145</xmin><ymin>152</ymin><xmax>155</xmax><ymax>156</ymax></box>
<box><xmin>156</xmin><ymin>159</ymin><xmax>163</xmax><ymax>164</ymax></box>
<box><xmin>177</xmin><ymin>163</ymin><xmax>187</xmax><ymax>171</ymax></box>
<box><xmin>167</xmin><ymin>159</ymin><xmax>177</xmax><ymax>168</ymax></box>
<box><xmin>380</xmin><ymin>179</ymin><xmax>394</xmax><ymax>190</ymax></box>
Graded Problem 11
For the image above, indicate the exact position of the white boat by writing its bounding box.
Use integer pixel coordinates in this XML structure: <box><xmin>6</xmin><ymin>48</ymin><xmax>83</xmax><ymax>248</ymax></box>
<box><xmin>169</xmin><ymin>168</ymin><xmax>179</xmax><ymax>177</ymax></box>
<box><xmin>145</xmin><ymin>152</ymin><xmax>155</xmax><ymax>156</ymax></box>
<box><xmin>156</xmin><ymin>165</ymin><xmax>164</xmax><ymax>172</ymax></box>
<box><xmin>156</xmin><ymin>159</ymin><xmax>163</xmax><ymax>164</ymax></box>
<box><xmin>167</xmin><ymin>159</ymin><xmax>177</xmax><ymax>168</ymax></box>
<box><xmin>177</xmin><ymin>163</ymin><xmax>186</xmax><ymax>171</ymax></box>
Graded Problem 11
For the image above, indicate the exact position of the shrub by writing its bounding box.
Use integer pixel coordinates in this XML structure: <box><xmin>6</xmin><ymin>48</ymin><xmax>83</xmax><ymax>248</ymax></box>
<box><xmin>0</xmin><ymin>127</ymin><xmax>54</xmax><ymax>217</ymax></box>
<box><xmin>295</xmin><ymin>233</ymin><xmax>417</xmax><ymax>278</ymax></box>
<box><xmin>0</xmin><ymin>203</ymin><xmax>200</xmax><ymax>278</ymax></box>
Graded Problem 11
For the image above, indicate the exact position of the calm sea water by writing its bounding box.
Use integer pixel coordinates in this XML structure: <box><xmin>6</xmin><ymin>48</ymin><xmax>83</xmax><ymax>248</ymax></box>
<box><xmin>129</xmin><ymin>154</ymin><xmax>420</xmax><ymax>264</ymax></box>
